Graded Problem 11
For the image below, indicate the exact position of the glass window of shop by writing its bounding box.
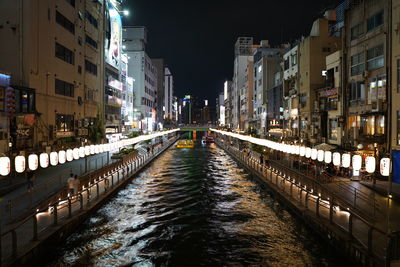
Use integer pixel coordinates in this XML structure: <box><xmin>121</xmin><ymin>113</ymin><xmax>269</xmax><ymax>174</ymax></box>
<box><xmin>329</xmin><ymin>119</ymin><xmax>338</xmax><ymax>140</ymax></box>
<box><xmin>360</xmin><ymin>115</ymin><xmax>384</xmax><ymax>136</ymax></box>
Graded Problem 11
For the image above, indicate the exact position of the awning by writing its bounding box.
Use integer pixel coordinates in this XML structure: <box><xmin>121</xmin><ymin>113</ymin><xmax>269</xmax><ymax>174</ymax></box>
<box><xmin>313</xmin><ymin>143</ymin><xmax>337</xmax><ymax>151</ymax></box>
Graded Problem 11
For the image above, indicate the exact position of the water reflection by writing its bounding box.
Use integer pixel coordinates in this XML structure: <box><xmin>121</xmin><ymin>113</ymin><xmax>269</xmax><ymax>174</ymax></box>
<box><xmin>48</xmin><ymin>143</ymin><xmax>340</xmax><ymax>266</ymax></box>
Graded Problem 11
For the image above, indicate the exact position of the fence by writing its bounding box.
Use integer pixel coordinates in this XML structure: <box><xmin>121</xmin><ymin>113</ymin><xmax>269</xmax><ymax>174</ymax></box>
<box><xmin>0</xmin><ymin>136</ymin><xmax>177</xmax><ymax>267</ymax></box>
<box><xmin>218</xmin><ymin>140</ymin><xmax>391</xmax><ymax>266</ymax></box>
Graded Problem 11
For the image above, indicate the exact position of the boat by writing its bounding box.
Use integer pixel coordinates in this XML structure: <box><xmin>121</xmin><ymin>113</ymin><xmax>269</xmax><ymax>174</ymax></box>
<box><xmin>201</xmin><ymin>136</ymin><xmax>215</xmax><ymax>144</ymax></box>
<box><xmin>176</xmin><ymin>139</ymin><xmax>195</xmax><ymax>148</ymax></box>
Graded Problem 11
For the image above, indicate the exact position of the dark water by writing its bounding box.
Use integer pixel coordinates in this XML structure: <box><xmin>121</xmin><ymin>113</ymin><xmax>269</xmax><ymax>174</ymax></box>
<box><xmin>47</xmin><ymin>143</ymin><xmax>342</xmax><ymax>266</ymax></box>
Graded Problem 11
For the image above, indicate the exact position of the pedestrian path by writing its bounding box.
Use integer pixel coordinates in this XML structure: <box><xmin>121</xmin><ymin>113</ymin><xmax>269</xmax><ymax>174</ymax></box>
<box><xmin>0</xmin><ymin>138</ymin><xmax>177</xmax><ymax>267</ymax></box>
<box><xmin>220</xmin><ymin>142</ymin><xmax>398</xmax><ymax>265</ymax></box>
<box><xmin>0</xmin><ymin>140</ymin><xmax>160</xmax><ymax>227</ymax></box>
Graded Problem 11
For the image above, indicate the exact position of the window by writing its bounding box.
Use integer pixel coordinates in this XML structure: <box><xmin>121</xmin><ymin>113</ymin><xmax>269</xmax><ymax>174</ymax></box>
<box><xmin>349</xmin><ymin>82</ymin><xmax>365</xmax><ymax>106</ymax></box>
<box><xmin>351</xmin><ymin>23</ymin><xmax>364</xmax><ymax>40</ymax></box>
<box><xmin>284</xmin><ymin>59</ymin><xmax>289</xmax><ymax>70</ymax></box>
<box><xmin>56</xmin><ymin>11</ymin><xmax>75</xmax><ymax>35</ymax></box>
<box><xmin>78</xmin><ymin>65</ymin><xmax>82</xmax><ymax>74</ymax></box>
<box><xmin>85</xmin><ymin>60</ymin><xmax>97</xmax><ymax>76</ymax></box>
<box><xmin>55</xmin><ymin>42</ymin><xmax>74</xmax><ymax>65</ymax></box>
<box><xmin>85</xmin><ymin>34</ymin><xmax>98</xmax><ymax>49</ymax></box>
<box><xmin>85</xmin><ymin>11</ymin><xmax>98</xmax><ymax>28</ymax></box>
<box><xmin>398</xmin><ymin>111</ymin><xmax>400</xmax><ymax>145</ymax></box>
<box><xmin>367</xmin><ymin>11</ymin><xmax>383</xmax><ymax>32</ymax></box>
<box><xmin>350</xmin><ymin>52</ymin><xmax>365</xmax><ymax>76</ymax></box>
<box><xmin>56</xmin><ymin>114</ymin><xmax>74</xmax><ymax>132</ymax></box>
<box><xmin>367</xmin><ymin>45</ymin><xmax>384</xmax><ymax>70</ymax></box>
<box><xmin>329</xmin><ymin>119</ymin><xmax>338</xmax><ymax>140</ymax></box>
<box><xmin>361</xmin><ymin>115</ymin><xmax>385</xmax><ymax>135</ymax></box>
<box><xmin>291</xmin><ymin>53</ymin><xmax>297</xmax><ymax>66</ymax></box>
<box><xmin>55</xmin><ymin>79</ymin><xmax>74</xmax><ymax>97</ymax></box>
<box><xmin>65</xmin><ymin>0</ymin><xmax>75</xmax><ymax>7</ymax></box>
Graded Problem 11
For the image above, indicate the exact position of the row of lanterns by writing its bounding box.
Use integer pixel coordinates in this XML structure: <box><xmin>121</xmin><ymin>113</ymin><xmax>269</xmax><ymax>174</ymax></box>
<box><xmin>211</xmin><ymin>129</ymin><xmax>391</xmax><ymax>177</ymax></box>
<box><xmin>0</xmin><ymin>129</ymin><xmax>179</xmax><ymax>176</ymax></box>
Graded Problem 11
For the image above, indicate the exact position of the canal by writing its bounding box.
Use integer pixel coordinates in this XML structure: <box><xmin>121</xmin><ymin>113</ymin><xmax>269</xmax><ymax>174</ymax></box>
<box><xmin>46</xmin><ymin>142</ymin><xmax>342</xmax><ymax>266</ymax></box>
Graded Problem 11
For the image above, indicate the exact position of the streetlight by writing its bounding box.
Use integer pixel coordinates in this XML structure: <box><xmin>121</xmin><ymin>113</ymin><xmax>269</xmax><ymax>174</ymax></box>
<box><xmin>122</xmin><ymin>9</ymin><xmax>129</xmax><ymax>16</ymax></box>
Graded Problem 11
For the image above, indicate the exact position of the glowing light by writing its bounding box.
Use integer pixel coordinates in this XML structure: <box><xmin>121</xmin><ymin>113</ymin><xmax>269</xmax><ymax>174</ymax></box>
<box><xmin>365</xmin><ymin>156</ymin><xmax>376</xmax><ymax>173</ymax></box>
<box><xmin>311</xmin><ymin>149</ymin><xmax>318</xmax><ymax>160</ymax></box>
<box><xmin>380</xmin><ymin>158</ymin><xmax>390</xmax><ymax>176</ymax></box>
<box><xmin>66</xmin><ymin>149</ymin><xmax>74</xmax><ymax>161</ymax></box>
<box><xmin>324</xmin><ymin>151</ymin><xmax>332</xmax><ymax>164</ymax></box>
<box><xmin>0</xmin><ymin>157</ymin><xmax>11</xmax><ymax>176</ymax></box>
<box><xmin>28</xmin><ymin>154</ymin><xmax>39</xmax><ymax>171</ymax></box>
<box><xmin>333</xmin><ymin>152</ymin><xmax>341</xmax><ymax>166</ymax></box>
<box><xmin>352</xmin><ymin>155</ymin><xmax>362</xmax><ymax>171</ymax></box>
<box><xmin>342</xmin><ymin>154</ymin><xmax>351</xmax><ymax>168</ymax></box>
<box><xmin>50</xmin><ymin>152</ymin><xmax>59</xmax><ymax>166</ymax></box>
<box><xmin>317</xmin><ymin>150</ymin><xmax>324</xmax><ymax>162</ymax></box>
<box><xmin>40</xmin><ymin>153</ymin><xmax>49</xmax><ymax>168</ymax></box>
<box><xmin>15</xmin><ymin>156</ymin><xmax>26</xmax><ymax>173</ymax></box>
<box><xmin>58</xmin><ymin>150</ymin><xmax>66</xmax><ymax>164</ymax></box>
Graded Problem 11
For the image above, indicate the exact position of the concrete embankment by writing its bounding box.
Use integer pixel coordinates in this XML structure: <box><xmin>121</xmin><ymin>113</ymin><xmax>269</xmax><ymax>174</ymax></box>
<box><xmin>217</xmin><ymin>140</ymin><xmax>392</xmax><ymax>267</ymax></box>
<box><xmin>0</xmin><ymin>136</ymin><xmax>179</xmax><ymax>267</ymax></box>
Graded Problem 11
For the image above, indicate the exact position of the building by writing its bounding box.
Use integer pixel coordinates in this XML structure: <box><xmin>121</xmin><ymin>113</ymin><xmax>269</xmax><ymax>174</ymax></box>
<box><xmin>318</xmin><ymin>50</ymin><xmax>343</xmax><ymax>146</ymax></box>
<box><xmin>224</xmin><ymin>80</ymin><xmax>232</xmax><ymax>129</ymax></box>
<box><xmin>252</xmin><ymin>41</ymin><xmax>282</xmax><ymax>136</ymax></box>
<box><xmin>164</xmin><ymin>67</ymin><xmax>174</xmax><ymax>125</ymax></box>
<box><xmin>298</xmin><ymin>16</ymin><xmax>341</xmax><ymax>144</ymax></box>
<box><xmin>342</xmin><ymin>0</ymin><xmax>389</xmax><ymax>160</ymax></box>
<box><xmin>282</xmin><ymin>44</ymin><xmax>300</xmax><ymax>138</ymax></box>
<box><xmin>233</xmin><ymin>37</ymin><xmax>253</xmax><ymax>131</ymax></box>
<box><xmin>216</xmin><ymin>92</ymin><xmax>225</xmax><ymax>126</ymax></box>
<box><xmin>123</xmin><ymin>26</ymin><xmax>157</xmax><ymax>132</ymax></box>
<box><xmin>153</xmin><ymin>58</ymin><xmax>164</xmax><ymax>128</ymax></box>
<box><xmin>241</xmin><ymin>56</ymin><xmax>254</xmax><ymax>132</ymax></box>
<box><xmin>267</xmin><ymin>71</ymin><xmax>283</xmax><ymax>137</ymax></box>
<box><xmin>0</xmin><ymin>0</ymin><xmax>103</xmax><ymax>154</ymax></box>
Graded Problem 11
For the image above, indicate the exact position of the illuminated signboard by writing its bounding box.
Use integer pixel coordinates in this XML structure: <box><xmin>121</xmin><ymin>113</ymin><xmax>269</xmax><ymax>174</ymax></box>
<box><xmin>105</xmin><ymin>1</ymin><xmax>122</xmax><ymax>69</ymax></box>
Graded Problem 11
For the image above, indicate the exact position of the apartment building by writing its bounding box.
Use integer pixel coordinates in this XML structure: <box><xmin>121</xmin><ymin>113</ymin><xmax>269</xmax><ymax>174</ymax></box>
<box><xmin>240</xmin><ymin>56</ymin><xmax>254</xmax><ymax>131</ymax></box>
<box><xmin>343</xmin><ymin>0</ymin><xmax>389</xmax><ymax>160</ymax></box>
<box><xmin>298</xmin><ymin>17</ymin><xmax>341</xmax><ymax>144</ymax></box>
<box><xmin>0</xmin><ymin>0</ymin><xmax>103</xmax><ymax>153</ymax></box>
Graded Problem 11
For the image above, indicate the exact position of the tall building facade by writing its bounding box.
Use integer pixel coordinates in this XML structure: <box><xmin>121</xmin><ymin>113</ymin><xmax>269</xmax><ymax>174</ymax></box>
<box><xmin>233</xmin><ymin>37</ymin><xmax>253</xmax><ymax>131</ymax></box>
<box><xmin>123</xmin><ymin>26</ymin><xmax>157</xmax><ymax>132</ymax></box>
<box><xmin>0</xmin><ymin>0</ymin><xmax>103</xmax><ymax>154</ymax></box>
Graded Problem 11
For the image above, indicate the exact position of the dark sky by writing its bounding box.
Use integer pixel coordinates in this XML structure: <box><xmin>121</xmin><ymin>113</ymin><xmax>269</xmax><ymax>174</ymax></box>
<box><xmin>124</xmin><ymin>0</ymin><xmax>342</xmax><ymax>105</ymax></box>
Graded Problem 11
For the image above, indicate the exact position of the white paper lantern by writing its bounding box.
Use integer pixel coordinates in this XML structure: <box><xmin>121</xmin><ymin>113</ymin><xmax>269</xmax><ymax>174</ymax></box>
<box><xmin>305</xmin><ymin>147</ymin><xmax>312</xmax><ymax>158</ymax></box>
<box><xmin>99</xmin><ymin>144</ymin><xmax>104</xmax><ymax>153</ymax></box>
<box><xmin>15</xmin><ymin>156</ymin><xmax>26</xmax><ymax>173</ymax></box>
<box><xmin>311</xmin><ymin>149</ymin><xmax>318</xmax><ymax>160</ymax></box>
<box><xmin>50</xmin><ymin>152</ymin><xmax>58</xmax><ymax>166</ymax></box>
<box><xmin>333</xmin><ymin>152</ymin><xmax>341</xmax><ymax>166</ymax></box>
<box><xmin>324</xmin><ymin>151</ymin><xmax>332</xmax><ymax>164</ymax></box>
<box><xmin>295</xmin><ymin>146</ymin><xmax>300</xmax><ymax>155</ymax></box>
<box><xmin>342</xmin><ymin>154</ymin><xmax>351</xmax><ymax>168</ymax></box>
<box><xmin>380</xmin><ymin>158</ymin><xmax>391</xmax><ymax>176</ymax></box>
<box><xmin>66</xmin><ymin>149</ymin><xmax>74</xmax><ymax>161</ymax></box>
<box><xmin>90</xmin><ymin>145</ymin><xmax>95</xmax><ymax>154</ymax></box>
<box><xmin>300</xmin><ymin>146</ymin><xmax>306</xmax><ymax>157</ymax></box>
<box><xmin>40</xmin><ymin>153</ymin><xmax>49</xmax><ymax>168</ymax></box>
<box><xmin>94</xmin><ymin>145</ymin><xmax>99</xmax><ymax>154</ymax></box>
<box><xmin>58</xmin><ymin>150</ymin><xmax>66</xmax><ymax>164</ymax></box>
<box><xmin>0</xmin><ymin>157</ymin><xmax>11</xmax><ymax>176</ymax></box>
<box><xmin>79</xmin><ymin>147</ymin><xmax>85</xmax><ymax>158</ymax></box>
<box><xmin>317</xmin><ymin>150</ymin><xmax>324</xmax><ymax>162</ymax></box>
<box><xmin>85</xmin><ymin>146</ymin><xmax>91</xmax><ymax>156</ymax></box>
<box><xmin>365</xmin><ymin>156</ymin><xmax>376</xmax><ymax>173</ymax></box>
<box><xmin>352</xmin><ymin>155</ymin><xmax>362</xmax><ymax>171</ymax></box>
<box><xmin>28</xmin><ymin>154</ymin><xmax>39</xmax><ymax>171</ymax></box>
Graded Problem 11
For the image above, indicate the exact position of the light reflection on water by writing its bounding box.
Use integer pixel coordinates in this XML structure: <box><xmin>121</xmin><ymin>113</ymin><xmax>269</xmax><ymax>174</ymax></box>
<box><xmin>47</xmin><ymin>143</ymin><xmax>340</xmax><ymax>266</ymax></box>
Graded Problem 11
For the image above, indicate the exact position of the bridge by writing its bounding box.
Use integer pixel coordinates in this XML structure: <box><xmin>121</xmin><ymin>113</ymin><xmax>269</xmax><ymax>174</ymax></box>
<box><xmin>178</xmin><ymin>125</ymin><xmax>213</xmax><ymax>131</ymax></box>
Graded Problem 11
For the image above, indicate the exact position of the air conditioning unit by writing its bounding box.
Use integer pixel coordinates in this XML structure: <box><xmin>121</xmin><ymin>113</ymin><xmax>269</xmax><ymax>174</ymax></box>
<box><xmin>371</xmin><ymin>100</ymin><xmax>384</xmax><ymax>111</ymax></box>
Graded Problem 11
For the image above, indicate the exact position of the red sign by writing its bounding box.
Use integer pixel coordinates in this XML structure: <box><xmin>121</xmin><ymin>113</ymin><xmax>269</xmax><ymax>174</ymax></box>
<box><xmin>320</xmin><ymin>88</ymin><xmax>338</xmax><ymax>97</ymax></box>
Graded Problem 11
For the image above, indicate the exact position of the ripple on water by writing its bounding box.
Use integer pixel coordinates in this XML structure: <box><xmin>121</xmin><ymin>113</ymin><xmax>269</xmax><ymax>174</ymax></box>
<box><xmin>47</xmin><ymin>144</ymin><xmax>343</xmax><ymax>267</ymax></box>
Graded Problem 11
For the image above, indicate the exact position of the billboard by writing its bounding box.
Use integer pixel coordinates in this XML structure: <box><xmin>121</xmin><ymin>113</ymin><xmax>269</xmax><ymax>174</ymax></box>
<box><xmin>105</xmin><ymin>1</ymin><xmax>122</xmax><ymax>69</ymax></box>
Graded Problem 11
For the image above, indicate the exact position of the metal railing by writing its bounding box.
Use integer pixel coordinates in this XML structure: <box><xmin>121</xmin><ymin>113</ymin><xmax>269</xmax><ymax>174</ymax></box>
<box><xmin>0</xmin><ymin>136</ymin><xmax>178</xmax><ymax>267</ymax></box>
<box><xmin>218</xmin><ymin>140</ymin><xmax>391</xmax><ymax>266</ymax></box>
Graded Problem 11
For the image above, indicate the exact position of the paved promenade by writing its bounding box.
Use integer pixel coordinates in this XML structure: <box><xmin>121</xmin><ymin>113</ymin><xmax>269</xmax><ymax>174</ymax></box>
<box><xmin>0</xmin><ymin>137</ymin><xmax>177</xmax><ymax>266</ymax></box>
<box><xmin>221</xmin><ymin>141</ymin><xmax>399</xmax><ymax>265</ymax></box>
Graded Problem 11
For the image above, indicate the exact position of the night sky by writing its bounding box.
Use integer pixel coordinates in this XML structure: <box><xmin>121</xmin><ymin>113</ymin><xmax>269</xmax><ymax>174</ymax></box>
<box><xmin>124</xmin><ymin>0</ymin><xmax>343</xmax><ymax>105</ymax></box>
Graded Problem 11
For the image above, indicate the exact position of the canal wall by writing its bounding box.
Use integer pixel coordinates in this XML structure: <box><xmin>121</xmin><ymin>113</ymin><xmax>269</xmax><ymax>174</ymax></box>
<box><xmin>217</xmin><ymin>140</ymin><xmax>391</xmax><ymax>267</ymax></box>
<box><xmin>0</xmin><ymin>136</ymin><xmax>179</xmax><ymax>267</ymax></box>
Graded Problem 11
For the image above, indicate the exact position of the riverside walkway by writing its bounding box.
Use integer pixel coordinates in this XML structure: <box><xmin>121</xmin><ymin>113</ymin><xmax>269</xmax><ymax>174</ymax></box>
<box><xmin>0</xmin><ymin>136</ymin><xmax>178</xmax><ymax>267</ymax></box>
<box><xmin>217</xmin><ymin>139</ymin><xmax>400</xmax><ymax>266</ymax></box>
